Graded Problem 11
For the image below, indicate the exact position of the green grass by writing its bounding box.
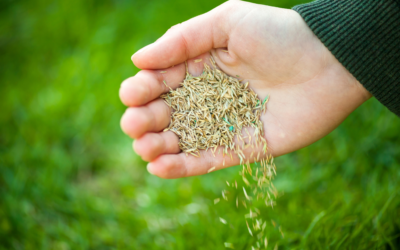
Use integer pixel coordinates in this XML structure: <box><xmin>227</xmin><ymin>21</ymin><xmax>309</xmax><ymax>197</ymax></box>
<box><xmin>1</xmin><ymin>0</ymin><xmax>399</xmax><ymax>249</ymax></box>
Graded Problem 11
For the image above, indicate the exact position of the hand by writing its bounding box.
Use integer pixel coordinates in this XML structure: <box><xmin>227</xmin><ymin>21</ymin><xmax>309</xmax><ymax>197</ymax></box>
<box><xmin>120</xmin><ymin>1</ymin><xmax>371</xmax><ymax>179</ymax></box>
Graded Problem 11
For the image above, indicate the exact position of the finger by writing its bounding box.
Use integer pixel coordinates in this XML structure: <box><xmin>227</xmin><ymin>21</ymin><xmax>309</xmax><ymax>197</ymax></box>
<box><xmin>131</xmin><ymin>2</ymin><xmax>233</xmax><ymax>69</ymax></box>
<box><xmin>133</xmin><ymin>131</ymin><xmax>180</xmax><ymax>162</ymax></box>
<box><xmin>147</xmin><ymin>150</ymin><xmax>238</xmax><ymax>179</ymax></box>
<box><xmin>119</xmin><ymin>64</ymin><xmax>185</xmax><ymax>107</ymax></box>
<box><xmin>119</xmin><ymin>53</ymin><xmax>213</xmax><ymax>107</ymax></box>
<box><xmin>147</xmin><ymin>132</ymin><xmax>268</xmax><ymax>179</ymax></box>
<box><xmin>120</xmin><ymin>98</ymin><xmax>171</xmax><ymax>139</ymax></box>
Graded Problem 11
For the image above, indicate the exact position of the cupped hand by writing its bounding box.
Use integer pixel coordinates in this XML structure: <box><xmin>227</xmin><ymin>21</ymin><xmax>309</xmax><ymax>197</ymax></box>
<box><xmin>120</xmin><ymin>1</ymin><xmax>371</xmax><ymax>178</ymax></box>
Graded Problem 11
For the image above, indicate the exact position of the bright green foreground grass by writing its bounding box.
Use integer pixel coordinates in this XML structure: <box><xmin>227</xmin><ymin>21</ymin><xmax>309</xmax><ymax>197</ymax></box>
<box><xmin>1</xmin><ymin>0</ymin><xmax>399</xmax><ymax>249</ymax></box>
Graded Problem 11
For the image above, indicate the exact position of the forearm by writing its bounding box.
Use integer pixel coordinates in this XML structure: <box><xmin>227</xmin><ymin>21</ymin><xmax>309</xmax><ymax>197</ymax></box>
<box><xmin>293</xmin><ymin>0</ymin><xmax>400</xmax><ymax>117</ymax></box>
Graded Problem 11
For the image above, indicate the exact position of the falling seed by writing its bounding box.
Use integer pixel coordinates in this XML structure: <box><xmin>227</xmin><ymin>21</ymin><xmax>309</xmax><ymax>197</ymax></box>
<box><xmin>219</xmin><ymin>217</ymin><xmax>227</xmax><ymax>224</ymax></box>
<box><xmin>208</xmin><ymin>166</ymin><xmax>216</xmax><ymax>173</ymax></box>
<box><xmin>224</xmin><ymin>242</ymin><xmax>234</xmax><ymax>249</ymax></box>
<box><xmin>214</xmin><ymin>198</ymin><xmax>220</xmax><ymax>204</ymax></box>
<box><xmin>222</xmin><ymin>50</ymin><xmax>229</xmax><ymax>53</ymax></box>
<box><xmin>194</xmin><ymin>59</ymin><xmax>202</xmax><ymax>63</ymax></box>
<box><xmin>242</xmin><ymin>176</ymin><xmax>250</xmax><ymax>186</ymax></box>
<box><xmin>246</xmin><ymin>221</ymin><xmax>253</xmax><ymax>236</ymax></box>
<box><xmin>262</xmin><ymin>222</ymin><xmax>266</xmax><ymax>232</ymax></box>
<box><xmin>222</xmin><ymin>190</ymin><xmax>228</xmax><ymax>201</ymax></box>
<box><xmin>160</xmin><ymin>71</ymin><xmax>167</xmax><ymax>73</ymax></box>
<box><xmin>279</xmin><ymin>226</ymin><xmax>284</xmax><ymax>238</ymax></box>
<box><xmin>243</xmin><ymin>187</ymin><xmax>251</xmax><ymax>200</ymax></box>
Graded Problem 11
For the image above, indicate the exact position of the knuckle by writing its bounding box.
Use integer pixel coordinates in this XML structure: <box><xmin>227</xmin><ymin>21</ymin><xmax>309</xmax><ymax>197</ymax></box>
<box><xmin>147</xmin><ymin>134</ymin><xmax>164</xmax><ymax>153</ymax></box>
<box><xmin>152</xmin><ymin>70</ymin><xmax>169</xmax><ymax>93</ymax></box>
<box><xmin>166</xmin><ymin>23</ymin><xmax>182</xmax><ymax>34</ymax></box>
<box><xmin>136</xmin><ymin>134</ymin><xmax>164</xmax><ymax>162</ymax></box>
<box><xmin>162</xmin><ymin>158</ymin><xmax>186</xmax><ymax>179</ymax></box>
<box><xmin>152</xmin><ymin>135</ymin><xmax>164</xmax><ymax>151</ymax></box>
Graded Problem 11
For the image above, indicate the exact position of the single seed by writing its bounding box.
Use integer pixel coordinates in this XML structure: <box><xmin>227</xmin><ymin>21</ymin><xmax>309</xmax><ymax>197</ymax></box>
<box><xmin>224</xmin><ymin>242</ymin><xmax>234</xmax><ymax>249</ymax></box>
<box><xmin>219</xmin><ymin>217</ymin><xmax>227</xmax><ymax>224</ymax></box>
<box><xmin>246</xmin><ymin>221</ymin><xmax>253</xmax><ymax>236</ymax></box>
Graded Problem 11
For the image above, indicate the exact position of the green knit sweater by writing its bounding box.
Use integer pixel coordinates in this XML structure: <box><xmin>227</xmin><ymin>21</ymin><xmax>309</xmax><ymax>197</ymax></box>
<box><xmin>293</xmin><ymin>0</ymin><xmax>400</xmax><ymax>117</ymax></box>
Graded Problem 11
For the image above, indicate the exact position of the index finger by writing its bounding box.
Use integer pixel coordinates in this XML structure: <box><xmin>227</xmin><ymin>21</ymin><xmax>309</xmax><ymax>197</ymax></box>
<box><xmin>131</xmin><ymin>2</ymin><xmax>231</xmax><ymax>70</ymax></box>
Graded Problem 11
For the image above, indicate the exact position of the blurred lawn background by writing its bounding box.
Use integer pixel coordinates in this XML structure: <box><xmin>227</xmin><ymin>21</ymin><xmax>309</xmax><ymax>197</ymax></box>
<box><xmin>1</xmin><ymin>0</ymin><xmax>400</xmax><ymax>249</ymax></box>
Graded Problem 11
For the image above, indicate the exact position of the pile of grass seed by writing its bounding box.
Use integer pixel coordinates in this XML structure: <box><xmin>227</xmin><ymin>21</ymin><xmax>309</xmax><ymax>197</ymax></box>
<box><xmin>161</xmin><ymin>57</ymin><xmax>278</xmax><ymax>249</ymax></box>
<box><xmin>162</xmin><ymin>58</ymin><xmax>267</xmax><ymax>159</ymax></box>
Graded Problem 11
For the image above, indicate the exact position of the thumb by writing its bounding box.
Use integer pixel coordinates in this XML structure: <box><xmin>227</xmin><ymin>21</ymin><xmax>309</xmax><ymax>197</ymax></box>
<box><xmin>131</xmin><ymin>3</ymin><xmax>230</xmax><ymax>70</ymax></box>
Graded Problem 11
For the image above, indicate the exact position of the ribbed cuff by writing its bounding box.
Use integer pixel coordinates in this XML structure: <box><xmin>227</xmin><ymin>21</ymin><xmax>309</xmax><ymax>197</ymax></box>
<box><xmin>293</xmin><ymin>0</ymin><xmax>400</xmax><ymax>117</ymax></box>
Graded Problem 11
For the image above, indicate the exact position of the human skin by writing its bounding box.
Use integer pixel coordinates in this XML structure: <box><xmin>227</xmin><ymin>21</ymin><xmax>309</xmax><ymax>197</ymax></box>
<box><xmin>119</xmin><ymin>1</ymin><xmax>372</xmax><ymax>179</ymax></box>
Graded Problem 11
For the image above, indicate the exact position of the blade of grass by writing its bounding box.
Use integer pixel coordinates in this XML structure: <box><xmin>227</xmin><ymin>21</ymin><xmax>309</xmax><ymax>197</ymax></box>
<box><xmin>335</xmin><ymin>233</ymin><xmax>349</xmax><ymax>250</ymax></box>
<box><xmin>302</xmin><ymin>211</ymin><xmax>326</xmax><ymax>242</ymax></box>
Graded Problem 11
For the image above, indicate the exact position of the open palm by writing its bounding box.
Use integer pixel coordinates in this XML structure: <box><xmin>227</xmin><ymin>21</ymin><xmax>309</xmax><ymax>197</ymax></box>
<box><xmin>120</xmin><ymin>1</ymin><xmax>371</xmax><ymax>178</ymax></box>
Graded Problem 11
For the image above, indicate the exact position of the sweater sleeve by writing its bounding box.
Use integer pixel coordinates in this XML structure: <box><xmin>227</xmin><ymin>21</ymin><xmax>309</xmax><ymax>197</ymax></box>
<box><xmin>293</xmin><ymin>0</ymin><xmax>400</xmax><ymax>117</ymax></box>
